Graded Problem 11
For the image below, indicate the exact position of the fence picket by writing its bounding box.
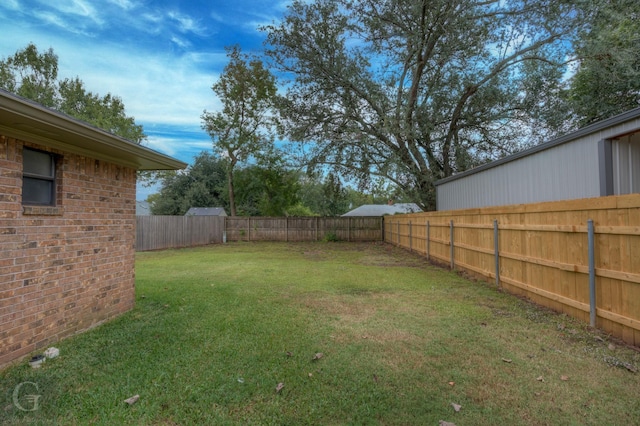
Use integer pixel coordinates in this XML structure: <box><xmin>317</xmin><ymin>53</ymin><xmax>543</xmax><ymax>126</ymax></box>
<box><xmin>137</xmin><ymin>216</ymin><xmax>383</xmax><ymax>251</ymax></box>
<box><xmin>382</xmin><ymin>193</ymin><xmax>640</xmax><ymax>347</ymax></box>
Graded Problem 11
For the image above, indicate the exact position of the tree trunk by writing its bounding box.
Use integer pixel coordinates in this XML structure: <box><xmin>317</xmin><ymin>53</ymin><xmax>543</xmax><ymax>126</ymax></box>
<box><xmin>228</xmin><ymin>169</ymin><xmax>236</xmax><ymax>216</ymax></box>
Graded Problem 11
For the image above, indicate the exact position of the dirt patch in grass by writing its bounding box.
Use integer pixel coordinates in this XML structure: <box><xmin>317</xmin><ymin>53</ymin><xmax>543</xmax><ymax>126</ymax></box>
<box><xmin>358</xmin><ymin>245</ymin><xmax>434</xmax><ymax>268</ymax></box>
<box><xmin>301</xmin><ymin>249</ymin><xmax>329</xmax><ymax>261</ymax></box>
<box><xmin>297</xmin><ymin>294</ymin><xmax>378</xmax><ymax>322</ymax></box>
<box><xmin>361</xmin><ymin>329</ymin><xmax>419</xmax><ymax>344</ymax></box>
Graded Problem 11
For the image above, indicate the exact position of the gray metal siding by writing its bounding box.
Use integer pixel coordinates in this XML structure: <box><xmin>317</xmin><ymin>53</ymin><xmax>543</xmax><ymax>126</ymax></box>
<box><xmin>437</xmin><ymin>138</ymin><xmax>601</xmax><ymax>210</ymax></box>
<box><xmin>436</xmin><ymin>114</ymin><xmax>640</xmax><ymax>211</ymax></box>
<box><xmin>612</xmin><ymin>132</ymin><xmax>640</xmax><ymax>195</ymax></box>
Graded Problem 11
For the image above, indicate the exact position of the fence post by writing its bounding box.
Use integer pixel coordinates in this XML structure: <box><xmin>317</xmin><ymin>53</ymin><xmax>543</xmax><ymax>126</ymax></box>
<box><xmin>397</xmin><ymin>222</ymin><xmax>401</xmax><ymax>246</ymax></box>
<box><xmin>409</xmin><ymin>221</ymin><xmax>412</xmax><ymax>252</ymax></box>
<box><xmin>348</xmin><ymin>217</ymin><xmax>351</xmax><ymax>242</ymax></box>
<box><xmin>588</xmin><ymin>219</ymin><xmax>596</xmax><ymax>327</ymax></box>
<box><xmin>494</xmin><ymin>220</ymin><xmax>500</xmax><ymax>288</ymax></box>
<box><xmin>450</xmin><ymin>220</ymin><xmax>455</xmax><ymax>270</ymax></box>
<box><xmin>391</xmin><ymin>221</ymin><xmax>400</xmax><ymax>244</ymax></box>
<box><xmin>285</xmin><ymin>217</ymin><xmax>289</xmax><ymax>242</ymax></box>
<box><xmin>223</xmin><ymin>217</ymin><xmax>227</xmax><ymax>244</ymax></box>
<box><xmin>426</xmin><ymin>220</ymin><xmax>430</xmax><ymax>261</ymax></box>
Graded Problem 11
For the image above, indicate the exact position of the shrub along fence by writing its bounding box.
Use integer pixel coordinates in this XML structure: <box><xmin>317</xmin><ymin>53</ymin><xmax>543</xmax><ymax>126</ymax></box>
<box><xmin>384</xmin><ymin>194</ymin><xmax>640</xmax><ymax>347</ymax></box>
<box><xmin>136</xmin><ymin>215</ymin><xmax>383</xmax><ymax>251</ymax></box>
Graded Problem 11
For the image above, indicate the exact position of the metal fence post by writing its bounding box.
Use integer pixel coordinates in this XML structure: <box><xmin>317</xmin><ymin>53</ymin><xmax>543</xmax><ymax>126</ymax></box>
<box><xmin>223</xmin><ymin>217</ymin><xmax>227</xmax><ymax>244</ymax></box>
<box><xmin>409</xmin><ymin>221</ymin><xmax>412</xmax><ymax>252</ymax></box>
<box><xmin>494</xmin><ymin>220</ymin><xmax>500</xmax><ymax>288</ymax></box>
<box><xmin>588</xmin><ymin>219</ymin><xmax>596</xmax><ymax>327</ymax></box>
<box><xmin>450</xmin><ymin>220</ymin><xmax>455</xmax><ymax>270</ymax></box>
<box><xmin>426</xmin><ymin>220</ymin><xmax>430</xmax><ymax>261</ymax></box>
<box><xmin>392</xmin><ymin>221</ymin><xmax>395</xmax><ymax>244</ymax></box>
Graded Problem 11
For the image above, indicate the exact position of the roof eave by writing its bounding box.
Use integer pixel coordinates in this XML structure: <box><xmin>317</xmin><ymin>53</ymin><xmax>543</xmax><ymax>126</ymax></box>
<box><xmin>0</xmin><ymin>90</ymin><xmax>186</xmax><ymax>171</ymax></box>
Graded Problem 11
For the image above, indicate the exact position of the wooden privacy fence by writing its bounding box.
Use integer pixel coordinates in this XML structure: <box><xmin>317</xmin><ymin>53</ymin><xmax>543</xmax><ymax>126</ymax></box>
<box><xmin>384</xmin><ymin>194</ymin><xmax>640</xmax><ymax>346</ymax></box>
<box><xmin>136</xmin><ymin>215</ymin><xmax>225</xmax><ymax>251</ymax></box>
<box><xmin>136</xmin><ymin>215</ymin><xmax>383</xmax><ymax>250</ymax></box>
<box><xmin>225</xmin><ymin>216</ymin><xmax>383</xmax><ymax>242</ymax></box>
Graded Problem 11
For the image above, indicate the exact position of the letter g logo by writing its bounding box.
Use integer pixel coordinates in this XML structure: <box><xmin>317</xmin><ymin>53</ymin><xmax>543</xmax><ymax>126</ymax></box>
<box><xmin>12</xmin><ymin>382</ymin><xmax>41</xmax><ymax>412</ymax></box>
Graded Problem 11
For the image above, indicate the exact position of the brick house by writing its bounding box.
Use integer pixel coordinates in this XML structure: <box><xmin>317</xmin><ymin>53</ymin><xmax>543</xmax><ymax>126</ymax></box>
<box><xmin>0</xmin><ymin>90</ymin><xmax>185</xmax><ymax>368</ymax></box>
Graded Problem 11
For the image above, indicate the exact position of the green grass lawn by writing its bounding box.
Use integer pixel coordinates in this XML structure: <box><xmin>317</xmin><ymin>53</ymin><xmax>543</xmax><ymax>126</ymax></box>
<box><xmin>2</xmin><ymin>242</ymin><xmax>639</xmax><ymax>425</ymax></box>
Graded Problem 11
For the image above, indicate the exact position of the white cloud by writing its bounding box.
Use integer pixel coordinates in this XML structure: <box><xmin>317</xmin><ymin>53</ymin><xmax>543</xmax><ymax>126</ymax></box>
<box><xmin>0</xmin><ymin>0</ymin><xmax>288</xmax><ymax>167</ymax></box>
<box><xmin>107</xmin><ymin>0</ymin><xmax>137</xmax><ymax>10</ymax></box>
<box><xmin>171</xmin><ymin>36</ymin><xmax>191</xmax><ymax>49</ymax></box>
<box><xmin>145</xmin><ymin>135</ymin><xmax>211</xmax><ymax>158</ymax></box>
<box><xmin>38</xmin><ymin>0</ymin><xmax>104</xmax><ymax>26</ymax></box>
<box><xmin>3</xmin><ymin>0</ymin><xmax>20</xmax><ymax>11</ymax></box>
<box><xmin>0</xmin><ymin>21</ymin><xmax>227</xmax><ymax>129</ymax></box>
<box><xmin>48</xmin><ymin>36</ymin><xmax>227</xmax><ymax>127</ymax></box>
<box><xmin>209</xmin><ymin>11</ymin><xmax>224</xmax><ymax>23</ymax></box>
<box><xmin>167</xmin><ymin>10</ymin><xmax>206</xmax><ymax>35</ymax></box>
<box><xmin>32</xmin><ymin>11</ymin><xmax>70</xmax><ymax>30</ymax></box>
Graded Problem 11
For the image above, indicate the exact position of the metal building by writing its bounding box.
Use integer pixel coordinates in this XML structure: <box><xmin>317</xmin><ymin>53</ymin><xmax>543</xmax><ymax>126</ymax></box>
<box><xmin>435</xmin><ymin>108</ymin><xmax>640</xmax><ymax>211</ymax></box>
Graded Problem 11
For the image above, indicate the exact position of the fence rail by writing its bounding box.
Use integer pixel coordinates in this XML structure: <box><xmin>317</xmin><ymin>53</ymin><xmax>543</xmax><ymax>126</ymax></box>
<box><xmin>136</xmin><ymin>215</ymin><xmax>225</xmax><ymax>251</ymax></box>
<box><xmin>225</xmin><ymin>216</ymin><xmax>383</xmax><ymax>242</ymax></box>
<box><xmin>384</xmin><ymin>194</ymin><xmax>640</xmax><ymax>347</ymax></box>
<box><xmin>136</xmin><ymin>215</ymin><xmax>383</xmax><ymax>251</ymax></box>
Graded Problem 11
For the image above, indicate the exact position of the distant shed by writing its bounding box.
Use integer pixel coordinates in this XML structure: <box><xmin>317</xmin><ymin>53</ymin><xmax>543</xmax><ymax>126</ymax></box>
<box><xmin>185</xmin><ymin>207</ymin><xmax>227</xmax><ymax>217</ymax></box>
<box><xmin>435</xmin><ymin>108</ymin><xmax>640</xmax><ymax>211</ymax></box>
<box><xmin>136</xmin><ymin>200</ymin><xmax>151</xmax><ymax>215</ymax></box>
<box><xmin>342</xmin><ymin>203</ymin><xmax>422</xmax><ymax>216</ymax></box>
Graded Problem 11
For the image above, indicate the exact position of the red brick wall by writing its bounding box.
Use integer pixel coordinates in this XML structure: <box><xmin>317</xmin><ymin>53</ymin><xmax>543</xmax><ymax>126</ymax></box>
<box><xmin>0</xmin><ymin>134</ymin><xmax>137</xmax><ymax>368</ymax></box>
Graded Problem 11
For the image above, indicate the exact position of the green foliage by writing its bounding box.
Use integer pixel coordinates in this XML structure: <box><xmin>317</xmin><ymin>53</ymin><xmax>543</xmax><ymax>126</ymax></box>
<box><xmin>567</xmin><ymin>0</ymin><xmax>640</xmax><ymax>125</ymax></box>
<box><xmin>150</xmin><ymin>151</ymin><xmax>305</xmax><ymax>217</ymax></box>
<box><xmin>299</xmin><ymin>172</ymin><xmax>350</xmax><ymax>216</ymax></box>
<box><xmin>148</xmin><ymin>152</ymin><xmax>420</xmax><ymax>218</ymax></box>
<box><xmin>0</xmin><ymin>43</ymin><xmax>145</xmax><ymax>143</ymax></box>
<box><xmin>201</xmin><ymin>46</ymin><xmax>279</xmax><ymax>216</ymax></box>
<box><xmin>233</xmin><ymin>161</ymin><xmax>302</xmax><ymax>217</ymax></box>
<box><xmin>58</xmin><ymin>77</ymin><xmax>145</xmax><ymax>143</ymax></box>
<box><xmin>264</xmin><ymin>0</ymin><xmax>584</xmax><ymax>209</ymax></box>
<box><xmin>149</xmin><ymin>152</ymin><xmax>227</xmax><ymax>215</ymax></box>
<box><xmin>0</xmin><ymin>43</ymin><xmax>58</xmax><ymax>107</ymax></box>
<box><xmin>322</xmin><ymin>231</ymin><xmax>339</xmax><ymax>242</ymax></box>
<box><xmin>286</xmin><ymin>203</ymin><xmax>315</xmax><ymax>216</ymax></box>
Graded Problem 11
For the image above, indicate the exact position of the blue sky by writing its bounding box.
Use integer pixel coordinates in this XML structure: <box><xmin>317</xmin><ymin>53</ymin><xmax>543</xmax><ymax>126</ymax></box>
<box><xmin>0</xmin><ymin>0</ymin><xmax>290</xmax><ymax>198</ymax></box>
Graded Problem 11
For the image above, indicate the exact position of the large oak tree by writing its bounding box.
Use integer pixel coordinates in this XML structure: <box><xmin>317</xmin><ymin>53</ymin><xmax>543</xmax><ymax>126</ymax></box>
<box><xmin>264</xmin><ymin>0</ymin><xmax>584</xmax><ymax>209</ymax></box>
<box><xmin>567</xmin><ymin>0</ymin><xmax>640</xmax><ymax>126</ymax></box>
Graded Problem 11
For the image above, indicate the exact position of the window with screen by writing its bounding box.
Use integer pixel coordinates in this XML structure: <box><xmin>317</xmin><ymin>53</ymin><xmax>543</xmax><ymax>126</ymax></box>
<box><xmin>22</xmin><ymin>148</ymin><xmax>56</xmax><ymax>205</ymax></box>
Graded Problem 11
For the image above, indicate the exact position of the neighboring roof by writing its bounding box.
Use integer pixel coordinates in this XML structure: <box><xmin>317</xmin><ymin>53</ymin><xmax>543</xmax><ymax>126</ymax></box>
<box><xmin>342</xmin><ymin>203</ymin><xmax>422</xmax><ymax>216</ymax></box>
<box><xmin>0</xmin><ymin>89</ymin><xmax>186</xmax><ymax>171</ymax></box>
<box><xmin>136</xmin><ymin>201</ymin><xmax>151</xmax><ymax>216</ymax></box>
<box><xmin>435</xmin><ymin>107</ymin><xmax>640</xmax><ymax>186</ymax></box>
<box><xmin>185</xmin><ymin>207</ymin><xmax>227</xmax><ymax>216</ymax></box>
